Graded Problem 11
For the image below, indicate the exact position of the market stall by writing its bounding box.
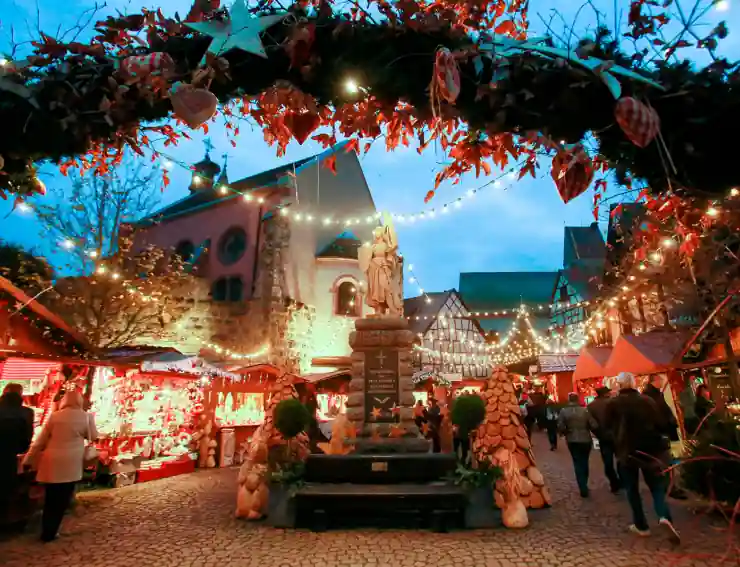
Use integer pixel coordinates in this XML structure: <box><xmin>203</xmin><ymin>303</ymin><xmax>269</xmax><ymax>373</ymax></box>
<box><xmin>573</xmin><ymin>346</ymin><xmax>613</xmax><ymax>404</ymax></box>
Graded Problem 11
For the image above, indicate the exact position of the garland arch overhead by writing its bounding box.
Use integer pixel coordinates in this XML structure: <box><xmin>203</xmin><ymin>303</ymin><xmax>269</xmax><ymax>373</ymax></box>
<box><xmin>0</xmin><ymin>0</ymin><xmax>737</xmax><ymax>202</ymax></box>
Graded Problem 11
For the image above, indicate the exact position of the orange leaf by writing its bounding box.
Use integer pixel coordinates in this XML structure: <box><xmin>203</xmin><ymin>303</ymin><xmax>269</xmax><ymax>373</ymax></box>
<box><xmin>323</xmin><ymin>154</ymin><xmax>337</xmax><ymax>174</ymax></box>
<box><xmin>494</xmin><ymin>20</ymin><xmax>516</xmax><ymax>35</ymax></box>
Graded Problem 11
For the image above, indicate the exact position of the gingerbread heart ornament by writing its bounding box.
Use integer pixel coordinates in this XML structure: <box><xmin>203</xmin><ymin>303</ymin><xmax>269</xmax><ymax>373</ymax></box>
<box><xmin>614</xmin><ymin>97</ymin><xmax>660</xmax><ymax>148</ymax></box>
<box><xmin>286</xmin><ymin>111</ymin><xmax>320</xmax><ymax>145</ymax></box>
<box><xmin>170</xmin><ymin>83</ymin><xmax>218</xmax><ymax>129</ymax></box>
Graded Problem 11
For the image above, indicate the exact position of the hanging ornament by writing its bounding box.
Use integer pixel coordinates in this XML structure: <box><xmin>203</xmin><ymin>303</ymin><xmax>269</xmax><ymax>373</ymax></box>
<box><xmin>614</xmin><ymin>97</ymin><xmax>660</xmax><ymax>148</ymax></box>
<box><xmin>185</xmin><ymin>2</ymin><xmax>285</xmax><ymax>64</ymax></box>
<box><xmin>285</xmin><ymin>111</ymin><xmax>320</xmax><ymax>145</ymax></box>
<box><xmin>118</xmin><ymin>52</ymin><xmax>175</xmax><ymax>84</ymax></box>
<box><xmin>431</xmin><ymin>48</ymin><xmax>461</xmax><ymax>105</ymax></box>
<box><xmin>551</xmin><ymin>144</ymin><xmax>594</xmax><ymax>204</ymax></box>
<box><xmin>169</xmin><ymin>82</ymin><xmax>218</xmax><ymax>128</ymax></box>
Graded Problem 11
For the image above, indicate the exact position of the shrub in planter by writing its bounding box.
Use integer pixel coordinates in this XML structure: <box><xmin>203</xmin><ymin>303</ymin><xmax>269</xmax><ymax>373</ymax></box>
<box><xmin>451</xmin><ymin>394</ymin><xmax>486</xmax><ymax>436</ymax></box>
<box><xmin>274</xmin><ymin>398</ymin><xmax>311</xmax><ymax>440</ymax></box>
<box><xmin>682</xmin><ymin>418</ymin><xmax>740</xmax><ymax>505</ymax></box>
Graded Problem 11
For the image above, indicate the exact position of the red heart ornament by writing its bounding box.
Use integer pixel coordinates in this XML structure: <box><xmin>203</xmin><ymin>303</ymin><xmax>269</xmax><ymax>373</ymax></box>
<box><xmin>614</xmin><ymin>97</ymin><xmax>660</xmax><ymax>148</ymax></box>
<box><xmin>286</xmin><ymin>111</ymin><xmax>320</xmax><ymax>145</ymax></box>
<box><xmin>170</xmin><ymin>84</ymin><xmax>218</xmax><ymax>129</ymax></box>
<box><xmin>551</xmin><ymin>145</ymin><xmax>594</xmax><ymax>204</ymax></box>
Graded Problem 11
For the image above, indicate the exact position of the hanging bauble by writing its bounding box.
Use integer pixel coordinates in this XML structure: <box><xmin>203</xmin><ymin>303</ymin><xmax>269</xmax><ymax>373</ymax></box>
<box><xmin>169</xmin><ymin>82</ymin><xmax>218</xmax><ymax>129</ymax></box>
<box><xmin>285</xmin><ymin>111</ymin><xmax>320</xmax><ymax>145</ymax></box>
<box><xmin>551</xmin><ymin>145</ymin><xmax>594</xmax><ymax>204</ymax></box>
<box><xmin>119</xmin><ymin>52</ymin><xmax>175</xmax><ymax>84</ymax></box>
<box><xmin>432</xmin><ymin>48</ymin><xmax>461</xmax><ymax>104</ymax></box>
<box><xmin>614</xmin><ymin>97</ymin><xmax>660</xmax><ymax>148</ymax></box>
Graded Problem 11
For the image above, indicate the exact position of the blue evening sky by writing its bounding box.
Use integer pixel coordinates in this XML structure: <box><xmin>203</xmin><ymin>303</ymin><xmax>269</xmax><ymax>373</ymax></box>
<box><xmin>0</xmin><ymin>0</ymin><xmax>736</xmax><ymax>294</ymax></box>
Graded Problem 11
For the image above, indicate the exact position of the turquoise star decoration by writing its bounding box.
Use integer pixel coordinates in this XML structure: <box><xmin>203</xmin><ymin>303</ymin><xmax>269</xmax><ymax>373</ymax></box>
<box><xmin>186</xmin><ymin>2</ymin><xmax>285</xmax><ymax>64</ymax></box>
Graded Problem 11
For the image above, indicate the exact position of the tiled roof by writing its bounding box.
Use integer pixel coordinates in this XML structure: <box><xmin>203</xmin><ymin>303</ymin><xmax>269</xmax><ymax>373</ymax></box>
<box><xmin>316</xmin><ymin>231</ymin><xmax>362</xmax><ymax>260</ymax></box>
<box><xmin>459</xmin><ymin>271</ymin><xmax>558</xmax><ymax>312</ymax></box>
<box><xmin>404</xmin><ymin>292</ymin><xmax>451</xmax><ymax>336</ymax></box>
<box><xmin>563</xmin><ymin>223</ymin><xmax>605</xmax><ymax>268</ymax></box>
<box><xmin>136</xmin><ymin>143</ymin><xmax>350</xmax><ymax>225</ymax></box>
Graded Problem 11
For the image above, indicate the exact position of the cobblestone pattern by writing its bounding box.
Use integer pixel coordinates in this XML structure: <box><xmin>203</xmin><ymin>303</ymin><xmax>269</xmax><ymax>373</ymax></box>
<box><xmin>1</xmin><ymin>434</ymin><xmax>737</xmax><ymax>567</ymax></box>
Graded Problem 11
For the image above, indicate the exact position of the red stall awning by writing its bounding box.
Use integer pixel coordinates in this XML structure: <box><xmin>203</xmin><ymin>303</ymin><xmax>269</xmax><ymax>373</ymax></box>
<box><xmin>0</xmin><ymin>357</ymin><xmax>61</xmax><ymax>383</ymax></box>
<box><xmin>573</xmin><ymin>346</ymin><xmax>613</xmax><ymax>381</ymax></box>
<box><xmin>603</xmin><ymin>331</ymin><xmax>688</xmax><ymax>376</ymax></box>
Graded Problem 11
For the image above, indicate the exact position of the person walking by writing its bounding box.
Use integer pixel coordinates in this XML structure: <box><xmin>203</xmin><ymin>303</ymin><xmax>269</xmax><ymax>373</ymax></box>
<box><xmin>606</xmin><ymin>372</ymin><xmax>680</xmax><ymax>543</ymax></box>
<box><xmin>23</xmin><ymin>390</ymin><xmax>98</xmax><ymax>543</ymax></box>
<box><xmin>557</xmin><ymin>393</ymin><xmax>594</xmax><ymax>498</ymax></box>
<box><xmin>544</xmin><ymin>401</ymin><xmax>559</xmax><ymax>451</ymax></box>
<box><xmin>643</xmin><ymin>376</ymin><xmax>679</xmax><ymax>443</ymax></box>
<box><xmin>0</xmin><ymin>384</ymin><xmax>35</xmax><ymax>529</ymax></box>
<box><xmin>588</xmin><ymin>386</ymin><xmax>621</xmax><ymax>493</ymax></box>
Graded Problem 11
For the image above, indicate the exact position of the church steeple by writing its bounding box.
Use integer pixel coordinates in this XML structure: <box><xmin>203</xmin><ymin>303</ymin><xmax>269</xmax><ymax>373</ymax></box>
<box><xmin>189</xmin><ymin>138</ymin><xmax>221</xmax><ymax>193</ymax></box>
<box><xmin>216</xmin><ymin>153</ymin><xmax>229</xmax><ymax>187</ymax></box>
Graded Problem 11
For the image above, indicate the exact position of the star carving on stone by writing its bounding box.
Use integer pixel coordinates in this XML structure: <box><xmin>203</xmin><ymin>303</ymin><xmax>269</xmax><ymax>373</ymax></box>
<box><xmin>370</xmin><ymin>427</ymin><xmax>382</xmax><ymax>442</ymax></box>
<box><xmin>389</xmin><ymin>425</ymin><xmax>405</xmax><ymax>439</ymax></box>
<box><xmin>370</xmin><ymin>407</ymin><xmax>382</xmax><ymax>420</ymax></box>
<box><xmin>185</xmin><ymin>2</ymin><xmax>285</xmax><ymax>64</ymax></box>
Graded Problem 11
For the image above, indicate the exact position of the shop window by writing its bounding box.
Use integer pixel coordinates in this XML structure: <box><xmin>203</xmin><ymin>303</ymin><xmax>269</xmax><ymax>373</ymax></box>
<box><xmin>174</xmin><ymin>239</ymin><xmax>195</xmax><ymax>263</ymax></box>
<box><xmin>218</xmin><ymin>226</ymin><xmax>247</xmax><ymax>266</ymax></box>
<box><xmin>336</xmin><ymin>280</ymin><xmax>359</xmax><ymax>316</ymax></box>
<box><xmin>211</xmin><ymin>276</ymin><xmax>244</xmax><ymax>302</ymax></box>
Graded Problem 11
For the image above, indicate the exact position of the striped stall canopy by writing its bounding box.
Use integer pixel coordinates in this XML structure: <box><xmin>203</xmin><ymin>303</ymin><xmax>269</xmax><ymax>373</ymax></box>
<box><xmin>0</xmin><ymin>357</ymin><xmax>60</xmax><ymax>389</ymax></box>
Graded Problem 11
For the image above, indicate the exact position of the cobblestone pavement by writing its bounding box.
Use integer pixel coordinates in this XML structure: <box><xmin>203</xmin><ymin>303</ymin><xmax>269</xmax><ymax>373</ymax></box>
<box><xmin>1</xmin><ymin>433</ymin><xmax>737</xmax><ymax>567</ymax></box>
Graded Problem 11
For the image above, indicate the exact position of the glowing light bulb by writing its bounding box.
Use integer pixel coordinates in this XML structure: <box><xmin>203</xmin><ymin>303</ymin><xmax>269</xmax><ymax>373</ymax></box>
<box><xmin>707</xmin><ymin>206</ymin><xmax>719</xmax><ymax>217</ymax></box>
<box><xmin>61</xmin><ymin>239</ymin><xmax>75</xmax><ymax>250</ymax></box>
<box><xmin>280</xmin><ymin>208</ymin><xmax>289</xmax><ymax>216</ymax></box>
<box><xmin>218</xmin><ymin>185</ymin><xmax>228</xmax><ymax>195</ymax></box>
<box><xmin>662</xmin><ymin>238</ymin><xmax>675</xmax><ymax>248</ymax></box>
<box><xmin>650</xmin><ymin>251</ymin><xmax>661</xmax><ymax>262</ymax></box>
<box><xmin>345</xmin><ymin>78</ymin><xmax>359</xmax><ymax>94</ymax></box>
<box><xmin>111</xmin><ymin>272</ymin><xmax>120</xmax><ymax>280</ymax></box>
<box><xmin>731</xmin><ymin>188</ymin><xmax>739</xmax><ymax>197</ymax></box>
<box><xmin>716</xmin><ymin>0</ymin><xmax>729</xmax><ymax>11</ymax></box>
<box><xmin>192</xmin><ymin>175</ymin><xmax>202</xmax><ymax>186</ymax></box>
<box><xmin>96</xmin><ymin>266</ymin><xmax>106</xmax><ymax>275</ymax></box>
<box><xmin>0</xmin><ymin>58</ymin><xmax>8</xmax><ymax>66</ymax></box>
<box><xmin>257</xmin><ymin>197</ymin><xmax>265</xmax><ymax>204</ymax></box>
<box><xmin>88</xmin><ymin>250</ymin><xmax>98</xmax><ymax>258</ymax></box>
<box><xmin>163</xmin><ymin>160</ymin><xmax>174</xmax><ymax>170</ymax></box>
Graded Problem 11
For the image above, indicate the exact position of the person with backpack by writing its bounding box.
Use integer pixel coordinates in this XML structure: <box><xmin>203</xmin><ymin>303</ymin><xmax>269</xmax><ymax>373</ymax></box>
<box><xmin>605</xmin><ymin>372</ymin><xmax>680</xmax><ymax>543</ymax></box>
<box><xmin>588</xmin><ymin>386</ymin><xmax>621</xmax><ymax>493</ymax></box>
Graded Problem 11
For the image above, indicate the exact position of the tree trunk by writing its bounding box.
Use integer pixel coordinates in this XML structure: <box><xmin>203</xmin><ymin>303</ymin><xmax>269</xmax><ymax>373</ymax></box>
<box><xmin>719</xmin><ymin>317</ymin><xmax>740</xmax><ymax>401</ymax></box>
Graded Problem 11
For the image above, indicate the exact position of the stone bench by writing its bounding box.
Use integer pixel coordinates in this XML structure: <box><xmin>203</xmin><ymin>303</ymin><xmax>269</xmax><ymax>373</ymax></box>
<box><xmin>294</xmin><ymin>454</ymin><xmax>465</xmax><ymax>532</ymax></box>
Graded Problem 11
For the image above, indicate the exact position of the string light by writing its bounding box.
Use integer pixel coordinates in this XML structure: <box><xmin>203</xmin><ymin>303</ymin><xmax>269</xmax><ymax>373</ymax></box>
<box><xmin>17</xmin><ymin>202</ymin><xmax>32</xmax><ymax>213</ymax></box>
<box><xmin>203</xmin><ymin>342</ymin><xmax>270</xmax><ymax>361</ymax></box>
<box><xmin>345</xmin><ymin>78</ymin><xmax>360</xmax><ymax>94</ymax></box>
<box><xmin>706</xmin><ymin>206</ymin><xmax>720</xmax><ymax>217</ymax></box>
<box><xmin>715</xmin><ymin>0</ymin><xmax>729</xmax><ymax>11</ymax></box>
<box><xmin>61</xmin><ymin>239</ymin><xmax>75</xmax><ymax>250</ymax></box>
<box><xmin>405</xmin><ymin>262</ymin><xmax>432</xmax><ymax>304</ymax></box>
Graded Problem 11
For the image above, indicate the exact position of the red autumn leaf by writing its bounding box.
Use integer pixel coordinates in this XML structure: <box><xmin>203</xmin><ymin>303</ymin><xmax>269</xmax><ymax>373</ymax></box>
<box><xmin>424</xmin><ymin>190</ymin><xmax>435</xmax><ymax>203</ymax></box>
<box><xmin>494</xmin><ymin>20</ymin><xmax>516</xmax><ymax>35</ymax></box>
<box><xmin>323</xmin><ymin>154</ymin><xmax>337</xmax><ymax>174</ymax></box>
<box><xmin>344</xmin><ymin>138</ymin><xmax>360</xmax><ymax>155</ymax></box>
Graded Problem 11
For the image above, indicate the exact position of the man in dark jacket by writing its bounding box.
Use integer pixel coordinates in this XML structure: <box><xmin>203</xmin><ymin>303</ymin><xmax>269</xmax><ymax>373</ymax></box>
<box><xmin>642</xmin><ymin>376</ymin><xmax>679</xmax><ymax>442</ymax></box>
<box><xmin>0</xmin><ymin>383</ymin><xmax>35</xmax><ymax>527</ymax></box>
<box><xmin>588</xmin><ymin>386</ymin><xmax>621</xmax><ymax>493</ymax></box>
<box><xmin>558</xmin><ymin>393</ymin><xmax>595</xmax><ymax>497</ymax></box>
<box><xmin>606</xmin><ymin>373</ymin><xmax>680</xmax><ymax>543</ymax></box>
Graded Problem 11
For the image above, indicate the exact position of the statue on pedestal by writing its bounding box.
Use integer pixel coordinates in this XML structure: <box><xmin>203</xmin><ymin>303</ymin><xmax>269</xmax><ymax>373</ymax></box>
<box><xmin>358</xmin><ymin>212</ymin><xmax>403</xmax><ymax>317</ymax></box>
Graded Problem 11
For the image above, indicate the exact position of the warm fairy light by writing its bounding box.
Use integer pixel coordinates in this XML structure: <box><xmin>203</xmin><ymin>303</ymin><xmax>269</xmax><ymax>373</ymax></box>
<box><xmin>17</xmin><ymin>202</ymin><xmax>32</xmax><ymax>213</ymax></box>
<box><xmin>192</xmin><ymin>175</ymin><xmax>202</xmax><ymax>185</ymax></box>
<box><xmin>257</xmin><ymin>197</ymin><xmax>265</xmax><ymax>204</ymax></box>
<box><xmin>345</xmin><ymin>78</ymin><xmax>359</xmax><ymax>94</ymax></box>
<box><xmin>628</xmin><ymin>275</ymin><xmax>636</xmax><ymax>281</ymax></box>
<box><xmin>707</xmin><ymin>206</ymin><xmax>720</xmax><ymax>217</ymax></box>
<box><xmin>96</xmin><ymin>266</ymin><xmax>106</xmax><ymax>274</ymax></box>
<box><xmin>218</xmin><ymin>185</ymin><xmax>228</xmax><ymax>195</ymax></box>
<box><xmin>111</xmin><ymin>272</ymin><xmax>120</xmax><ymax>280</ymax></box>
<box><xmin>715</xmin><ymin>0</ymin><xmax>729</xmax><ymax>11</ymax></box>
<box><xmin>650</xmin><ymin>251</ymin><xmax>661</xmax><ymax>262</ymax></box>
<box><xmin>0</xmin><ymin>58</ymin><xmax>8</xmax><ymax>66</ymax></box>
<box><xmin>163</xmin><ymin>160</ymin><xmax>174</xmax><ymax>170</ymax></box>
<box><xmin>662</xmin><ymin>238</ymin><xmax>675</xmax><ymax>248</ymax></box>
<box><xmin>639</xmin><ymin>263</ymin><xmax>647</xmax><ymax>271</ymax></box>
<box><xmin>622</xmin><ymin>285</ymin><xmax>629</xmax><ymax>291</ymax></box>
<box><xmin>731</xmin><ymin>187</ymin><xmax>739</xmax><ymax>197</ymax></box>
<box><xmin>61</xmin><ymin>239</ymin><xmax>75</xmax><ymax>250</ymax></box>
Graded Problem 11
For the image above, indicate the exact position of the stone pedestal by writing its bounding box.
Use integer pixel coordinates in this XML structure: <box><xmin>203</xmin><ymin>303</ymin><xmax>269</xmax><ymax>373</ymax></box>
<box><xmin>345</xmin><ymin>317</ymin><xmax>429</xmax><ymax>453</ymax></box>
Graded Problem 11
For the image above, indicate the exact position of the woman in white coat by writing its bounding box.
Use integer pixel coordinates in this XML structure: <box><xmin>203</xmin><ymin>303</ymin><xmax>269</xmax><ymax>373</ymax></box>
<box><xmin>24</xmin><ymin>390</ymin><xmax>98</xmax><ymax>542</ymax></box>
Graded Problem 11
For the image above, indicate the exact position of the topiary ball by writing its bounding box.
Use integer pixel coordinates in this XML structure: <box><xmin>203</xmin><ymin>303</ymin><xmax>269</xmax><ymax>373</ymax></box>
<box><xmin>274</xmin><ymin>398</ymin><xmax>311</xmax><ymax>440</ymax></box>
<box><xmin>451</xmin><ymin>394</ymin><xmax>486</xmax><ymax>436</ymax></box>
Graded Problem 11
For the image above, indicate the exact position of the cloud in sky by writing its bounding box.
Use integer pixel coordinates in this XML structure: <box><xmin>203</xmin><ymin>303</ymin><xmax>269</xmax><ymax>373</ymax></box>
<box><xmin>0</xmin><ymin>0</ymin><xmax>736</xmax><ymax>295</ymax></box>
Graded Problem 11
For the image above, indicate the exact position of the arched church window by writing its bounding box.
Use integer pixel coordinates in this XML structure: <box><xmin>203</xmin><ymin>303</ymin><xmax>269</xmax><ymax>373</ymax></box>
<box><xmin>218</xmin><ymin>227</ymin><xmax>247</xmax><ymax>266</ymax></box>
<box><xmin>174</xmin><ymin>240</ymin><xmax>195</xmax><ymax>263</ymax></box>
<box><xmin>336</xmin><ymin>281</ymin><xmax>359</xmax><ymax>316</ymax></box>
